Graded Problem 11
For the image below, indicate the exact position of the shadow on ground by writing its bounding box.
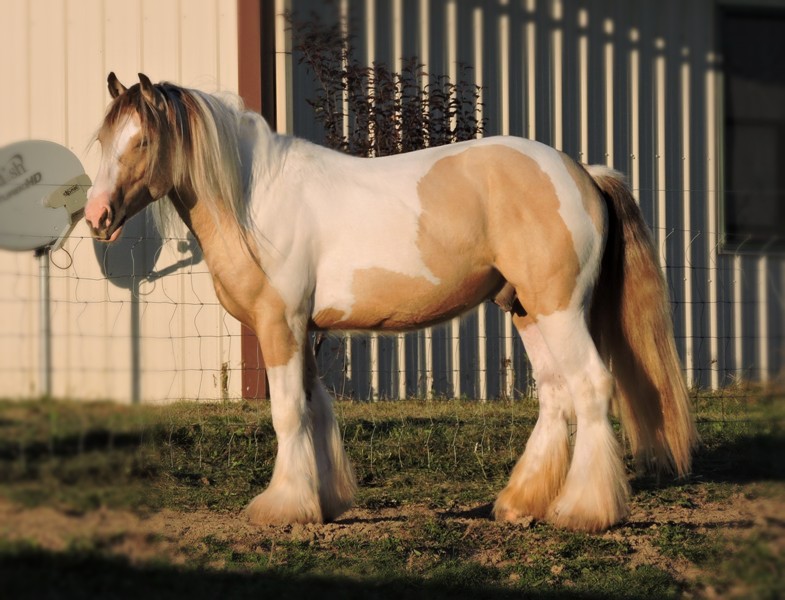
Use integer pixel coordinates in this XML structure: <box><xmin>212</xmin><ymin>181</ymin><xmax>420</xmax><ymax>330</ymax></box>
<box><xmin>692</xmin><ymin>431</ymin><xmax>785</xmax><ymax>482</ymax></box>
<box><xmin>0</xmin><ymin>547</ymin><xmax>658</xmax><ymax>600</ymax></box>
<box><xmin>633</xmin><ymin>429</ymin><xmax>785</xmax><ymax>494</ymax></box>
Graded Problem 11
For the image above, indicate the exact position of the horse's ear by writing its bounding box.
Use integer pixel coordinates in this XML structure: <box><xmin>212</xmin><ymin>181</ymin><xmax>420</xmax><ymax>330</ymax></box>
<box><xmin>138</xmin><ymin>73</ymin><xmax>165</xmax><ymax>110</ymax></box>
<box><xmin>107</xmin><ymin>72</ymin><xmax>127</xmax><ymax>99</ymax></box>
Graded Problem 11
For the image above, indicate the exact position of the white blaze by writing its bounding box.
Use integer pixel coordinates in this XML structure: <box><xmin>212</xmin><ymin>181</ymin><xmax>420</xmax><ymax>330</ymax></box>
<box><xmin>85</xmin><ymin>116</ymin><xmax>141</xmax><ymax>228</ymax></box>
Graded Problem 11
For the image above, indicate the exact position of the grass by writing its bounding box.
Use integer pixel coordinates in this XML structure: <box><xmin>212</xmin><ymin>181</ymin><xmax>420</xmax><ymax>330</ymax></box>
<box><xmin>0</xmin><ymin>391</ymin><xmax>783</xmax><ymax>599</ymax></box>
<box><xmin>0</xmin><ymin>398</ymin><xmax>537</xmax><ymax>512</ymax></box>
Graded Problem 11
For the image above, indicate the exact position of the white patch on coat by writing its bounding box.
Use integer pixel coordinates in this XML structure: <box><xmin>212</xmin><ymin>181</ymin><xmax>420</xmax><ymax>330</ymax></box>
<box><xmin>246</xmin><ymin>133</ymin><xmax>598</xmax><ymax>319</ymax></box>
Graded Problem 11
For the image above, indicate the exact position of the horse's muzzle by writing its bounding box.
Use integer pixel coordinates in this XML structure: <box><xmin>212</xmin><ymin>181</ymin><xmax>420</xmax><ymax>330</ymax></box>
<box><xmin>85</xmin><ymin>195</ymin><xmax>124</xmax><ymax>242</ymax></box>
<box><xmin>91</xmin><ymin>225</ymin><xmax>123</xmax><ymax>243</ymax></box>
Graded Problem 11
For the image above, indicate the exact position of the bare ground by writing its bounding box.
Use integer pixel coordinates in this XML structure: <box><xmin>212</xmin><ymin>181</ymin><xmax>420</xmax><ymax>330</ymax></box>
<box><xmin>1</xmin><ymin>482</ymin><xmax>782</xmax><ymax>597</ymax></box>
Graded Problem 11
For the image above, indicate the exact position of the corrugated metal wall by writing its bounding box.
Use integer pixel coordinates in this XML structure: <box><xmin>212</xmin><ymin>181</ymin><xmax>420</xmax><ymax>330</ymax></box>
<box><xmin>285</xmin><ymin>0</ymin><xmax>785</xmax><ymax>398</ymax></box>
<box><xmin>0</xmin><ymin>0</ymin><xmax>240</xmax><ymax>402</ymax></box>
<box><xmin>1</xmin><ymin>0</ymin><xmax>782</xmax><ymax>403</ymax></box>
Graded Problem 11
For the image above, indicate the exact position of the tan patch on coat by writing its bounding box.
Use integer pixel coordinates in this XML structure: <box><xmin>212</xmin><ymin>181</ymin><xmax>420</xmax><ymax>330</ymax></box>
<box><xmin>512</xmin><ymin>312</ymin><xmax>536</xmax><ymax>331</ymax></box>
<box><xmin>342</xmin><ymin>268</ymin><xmax>502</xmax><ymax>330</ymax></box>
<box><xmin>311</xmin><ymin>308</ymin><xmax>347</xmax><ymax>330</ymax></box>
<box><xmin>251</xmin><ymin>285</ymin><xmax>300</xmax><ymax>368</ymax></box>
<box><xmin>493</xmin><ymin>426</ymin><xmax>570</xmax><ymax>521</ymax></box>
<box><xmin>317</xmin><ymin>144</ymin><xmax>584</xmax><ymax>330</ymax></box>
<box><xmin>482</xmin><ymin>146</ymin><xmax>582</xmax><ymax>320</ymax></box>
<box><xmin>181</xmin><ymin>195</ymin><xmax>299</xmax><ymax>368</ymax></box>
<box><xmin>322</xmin><ymin>146</ymin><xmax>504</xmax><ymax>331</ymax></box>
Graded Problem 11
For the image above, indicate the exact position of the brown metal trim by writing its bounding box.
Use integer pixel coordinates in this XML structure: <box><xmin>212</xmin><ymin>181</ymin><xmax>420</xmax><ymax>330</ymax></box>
<box><xmin>238</xmin><ymin>0</ymin><xmax>262</xmax><ymax>113</ymax></box>
<box><xmin>241</xmin><ymin>324</ymin><xmax>267</xmax><ymax>399</ymax></box>
<box><xmin>237</xmin><ymin>0</ymin><xmax>275</xmax><ymax>399</ymax></box>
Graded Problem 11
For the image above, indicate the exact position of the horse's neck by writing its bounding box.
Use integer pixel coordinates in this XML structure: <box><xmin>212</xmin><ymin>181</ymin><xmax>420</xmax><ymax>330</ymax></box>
<box><xmin>169</xmin><ymin>109</ymin><xmax>279</xmax><ymax>257</ymax></box>
<box><xmin>170</xmin><ymin>188</ymin><xmax>252</xmax><ymax>266</ymax></box>
<box><xmin>170</xmin><ymin>188</ymin><xmax>267</xmax><ymax>325</ymax></box>
<box><xmin>169</xmin><ymin>113</ymin><xmax>299</xmax><ymax>283</ymax></box>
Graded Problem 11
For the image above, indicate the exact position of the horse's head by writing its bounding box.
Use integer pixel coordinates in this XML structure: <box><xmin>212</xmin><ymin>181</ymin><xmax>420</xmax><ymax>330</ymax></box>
<box><xmin>85</xmin><ymin>73</ymin><xmax>174</xmax><ymax>242</ymax></box>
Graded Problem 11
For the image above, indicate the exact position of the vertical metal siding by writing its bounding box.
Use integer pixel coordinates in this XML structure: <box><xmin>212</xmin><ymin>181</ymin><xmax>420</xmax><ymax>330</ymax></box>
<box><xmin>0</xmin><ymin>0</ymin><xmax>240</xmax><ymax>403</ymax></box>
<box><xmin>1</xmin><ymin>0</ymin><xmax>782</xmax><ymax>403</ymax></box>
<box><xmin>288</xmin><ymin>0</ymin><xmax>785</xmax><ymax>397</ymax></box>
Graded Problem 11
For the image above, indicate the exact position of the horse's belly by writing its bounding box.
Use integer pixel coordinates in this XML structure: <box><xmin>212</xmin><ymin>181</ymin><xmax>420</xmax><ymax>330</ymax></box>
<box><xmin>311</xmin><ymin>266</ymin><xmax>503</xmax><ymax>331</ymax></box>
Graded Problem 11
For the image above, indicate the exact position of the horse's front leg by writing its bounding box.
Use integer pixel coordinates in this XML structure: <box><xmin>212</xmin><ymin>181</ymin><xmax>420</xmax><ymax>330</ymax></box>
<box><xmin>245</xmin><ymin>311</ymin><xmax>355</xmax><ymax>525</ymax></box>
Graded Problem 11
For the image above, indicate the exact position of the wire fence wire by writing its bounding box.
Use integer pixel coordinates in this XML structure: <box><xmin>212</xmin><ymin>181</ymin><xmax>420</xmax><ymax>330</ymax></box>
<box><xmin>0</xmin><ymin>209</ymin><xmax>782</xmax><ymax>406</ymax></box>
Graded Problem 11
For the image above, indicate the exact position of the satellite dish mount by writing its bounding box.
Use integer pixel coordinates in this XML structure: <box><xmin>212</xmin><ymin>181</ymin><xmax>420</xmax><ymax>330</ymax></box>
<box><xmin>0</xmin><ymin>140</ymin><xmax>90</xmax><ymax>397</ymax></box>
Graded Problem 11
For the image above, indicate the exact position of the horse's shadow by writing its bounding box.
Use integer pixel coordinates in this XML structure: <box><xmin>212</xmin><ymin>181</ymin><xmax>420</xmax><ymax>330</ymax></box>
<box><xmin>444</xmin><ymin>503</ymin><xmax>494</xmax><ymax>520</ymax></box>
<box><xmin>92</xmin><ymin>206</ymin><xmax>202</xmax><ymax>289</ymax></box>
<box><xmin>632</xmin><ymin>427</ymin><xmax>785</xmax><ymax>492</ymax></box>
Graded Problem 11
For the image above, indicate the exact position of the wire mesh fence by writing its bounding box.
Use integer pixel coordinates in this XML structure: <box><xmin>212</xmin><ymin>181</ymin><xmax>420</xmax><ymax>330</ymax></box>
<box><xmin>0</xmin><ymin>216</ymin><xmax>782</xmax><ymax>406</ymax></box>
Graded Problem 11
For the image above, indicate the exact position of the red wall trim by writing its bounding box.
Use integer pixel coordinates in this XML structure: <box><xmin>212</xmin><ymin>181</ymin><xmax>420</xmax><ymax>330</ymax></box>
<box><xmin>237</xmin><ymin>0</ymin><xmax>269</xmax><ymax>399</ymax></box>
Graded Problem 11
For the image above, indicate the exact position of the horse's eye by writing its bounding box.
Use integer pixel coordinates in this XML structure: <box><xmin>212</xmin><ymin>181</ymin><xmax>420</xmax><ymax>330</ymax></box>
<box><xmin>137</xmin><ymin>139</ymin><xmax>150</xmax><ymax>149</ymax></box>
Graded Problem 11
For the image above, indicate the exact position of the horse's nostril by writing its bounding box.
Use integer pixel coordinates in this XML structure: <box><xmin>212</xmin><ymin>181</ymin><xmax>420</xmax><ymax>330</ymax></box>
<box><xmin>86</xmin><ymin>202</ymin><xmax>112</xmax><ymax>231</ymax></box>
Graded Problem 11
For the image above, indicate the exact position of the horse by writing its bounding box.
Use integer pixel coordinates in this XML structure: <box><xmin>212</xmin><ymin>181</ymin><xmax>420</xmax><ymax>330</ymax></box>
<box><xmin>84</xmin><ymin>73</ymin><xmax>697</xmax><ymax>532</ymax></box>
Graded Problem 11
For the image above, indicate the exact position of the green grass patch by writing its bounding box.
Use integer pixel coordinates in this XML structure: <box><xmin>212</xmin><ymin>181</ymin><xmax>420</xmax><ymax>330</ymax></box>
<box><xmin>709</xmin><ymin>531</ymin><xmax>785</xmax><ymax>600</ymax></box>
<box><xmin>655</xmin><ymin>523</ymin><xmax>723</xmax><ymax>564</ymax></box>
<box><xmin>0</xmin><ymin>392</ymin><xmax>783</xmax><ymax>598</ymax></box>
<box><xmin>0</xmin><ymin>398</ymin><xmax>541</xmax><ymax>513</ymax></box>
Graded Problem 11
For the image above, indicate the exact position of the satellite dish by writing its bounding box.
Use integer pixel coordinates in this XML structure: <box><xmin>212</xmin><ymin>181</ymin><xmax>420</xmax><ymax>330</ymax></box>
<box><xmin>0</xmin><ymin>140</ymin><xmax>90</xmax><ymax>251</ymax></box>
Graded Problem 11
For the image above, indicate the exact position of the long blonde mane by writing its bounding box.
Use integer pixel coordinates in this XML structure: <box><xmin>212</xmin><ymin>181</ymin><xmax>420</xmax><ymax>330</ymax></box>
<box><xmin>99</xmin><ymin>82</ymin><xmax>251</xmax><ymax>240</ymax></box>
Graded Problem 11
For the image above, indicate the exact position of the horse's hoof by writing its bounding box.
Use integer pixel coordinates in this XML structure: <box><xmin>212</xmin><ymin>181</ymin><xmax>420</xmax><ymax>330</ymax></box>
<box><xmin>245</xmin><ymin>488</ymin><xmax>322</xmax><ymax>526</ymax></box>
<box><xmin>492</xmin><ymin>504</ymin><xmax>536</xmax><ymax>527</ymax></box>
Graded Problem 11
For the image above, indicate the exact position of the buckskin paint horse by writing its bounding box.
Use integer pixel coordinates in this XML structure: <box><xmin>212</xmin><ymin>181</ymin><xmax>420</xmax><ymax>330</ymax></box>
<box><xmin>84</xmin><ymin>73</ymin><xmax>696</xmax><ymax>532</ymax></box>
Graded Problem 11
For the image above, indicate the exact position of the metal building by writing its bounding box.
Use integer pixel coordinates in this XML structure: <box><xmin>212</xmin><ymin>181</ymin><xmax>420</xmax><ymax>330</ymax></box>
<box><xmin>1</xmin><ymin>0</ymin><xmax>783</xmax><ymax>402</ymax></box>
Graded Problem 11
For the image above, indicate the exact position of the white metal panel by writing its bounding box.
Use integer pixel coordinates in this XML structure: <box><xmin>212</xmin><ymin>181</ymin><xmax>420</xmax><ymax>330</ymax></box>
<box><xmin>758</xmin><ymin>256</ymin><xmax>769</xmax><ymax>382</ymax></box>
<box><xmin>0</xmin><ymin>0</ymin><xmax>240</xmax><ymax>402</ymax></box>
<box><xmin>0</xmin><ymin>252</ymin><xmax>37</xmax><ymax>397</ymax></box>
<box><xmin>680</xmin><ymin>45</ymin><xmax>694</xmax><ymax>384</ymax></box>
<box><xmin>654</xmin><ymin>35</ymin><xmax>667</xmax><ymax>268</ymax></box>
<box><xmin>29</xmin><ymin>0</ymin><xmax>67</xmax><ymax>142</ymax></box>
<box><xmin>603</xmin><ymin>16</ymin><xmax>614</xmax><ymax>166</ymax></box>
<box><xmin>525</xmin><ymin>0</ymin><xmax>536</xmax><ymax>139</ymax></box>
<box><xmin>473</xmin><ymin>5</ymin><xmax>487</xmax><ymax>400</ymax></box>
<box><xmin>578</xmin><ymin>7</ymin><xmax>589</xmax><ymax>162</ymax></box>
<box><xmin>218</xmin><ymin>0</ymin><xmax>239</xmax><ymax>91</ymax></box>
<box><xmin>0</xmin><ymin>1</ymin><xmax>31</xmax><ymax>143</ymax></box>
<box><xmin>283</xmin><ymin>0</ymin><xmax>785</xmax><ymax>394</ymax></box>
<box><xmin>104</xmin><ymin>1</ymin><xmax>143</xmax><ymax>84</ymax></box>
<box><xmin>141</xmin><ymin>0</ymin><xmax>180</xmax><ymax>78</ymax></box>
<box><xmin>705</xmin><ymin>42</ymin><xmax>720</xmax><ymax>389</ymax></box>
<box><xmin>60</xmin><ymin>0</ymin><xmax>106</xmax><ymax>400</ymax></box>
<box><xmin>0</xmin><ymin>1</ymin><xmax>34</xmax><ymax>398</ymax></box>
<box><xmin>181</xmin><ymin>0</ymin><xmax>219</xmax><ymax>86</ymax></box>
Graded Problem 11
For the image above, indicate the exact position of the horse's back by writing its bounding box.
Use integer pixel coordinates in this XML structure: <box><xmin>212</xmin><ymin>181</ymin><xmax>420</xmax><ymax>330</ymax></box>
<box><xmin>279</xmin><ymin>135</ymin><xmax>605</xmax><ymax>331</ymax></box>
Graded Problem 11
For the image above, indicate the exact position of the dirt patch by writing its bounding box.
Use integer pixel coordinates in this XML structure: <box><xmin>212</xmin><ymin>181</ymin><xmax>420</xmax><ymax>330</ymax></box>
<box><xmin>2</xmin><ymin>483</ymin><xmax>783</xmax><ymax>593</ymax></box>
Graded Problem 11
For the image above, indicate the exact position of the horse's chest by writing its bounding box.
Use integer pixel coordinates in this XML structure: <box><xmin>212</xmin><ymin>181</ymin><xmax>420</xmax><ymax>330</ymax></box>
<box><xmin>210</xmin><ymin>268</ymin><xmax>264</xmax><ymax>328</ymax></box>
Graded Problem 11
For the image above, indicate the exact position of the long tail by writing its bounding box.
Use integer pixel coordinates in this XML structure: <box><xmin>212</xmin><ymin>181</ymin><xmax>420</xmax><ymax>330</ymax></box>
<box><xmin>586</xmin><ymin>165</ymin><xmax>698</xmax><ymax>477</ymax></box>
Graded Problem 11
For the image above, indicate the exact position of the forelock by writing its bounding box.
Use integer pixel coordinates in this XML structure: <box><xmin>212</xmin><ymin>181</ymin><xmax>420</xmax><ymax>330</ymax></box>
<box><xmin>99</xmin><ymin>85</ymin><xmax>167</xmax><ymax>144</ymax></box>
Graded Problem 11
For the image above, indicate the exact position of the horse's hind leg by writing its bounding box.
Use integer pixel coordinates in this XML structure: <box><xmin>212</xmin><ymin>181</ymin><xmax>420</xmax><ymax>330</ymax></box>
<box><xmin>535</xmin><ymin>309</ymin><xmax>630</xmax><ymax>531</ymax></box>
<box><xmin>493</xmin><ymin>316</ymin><xmax>572</xmax><ymax>522</ymax></box>
<box><xmin>303</xmin><ymin>347</ymin><xmax>357</xmax><ymax>521</ymax></box>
